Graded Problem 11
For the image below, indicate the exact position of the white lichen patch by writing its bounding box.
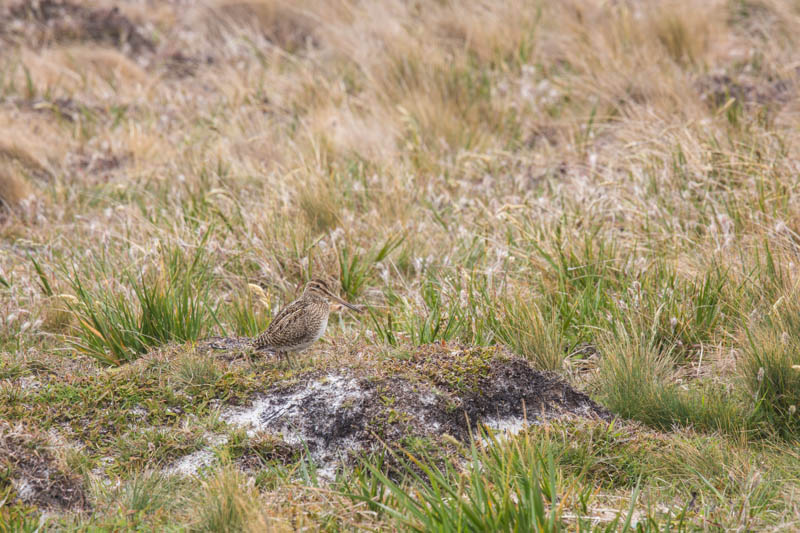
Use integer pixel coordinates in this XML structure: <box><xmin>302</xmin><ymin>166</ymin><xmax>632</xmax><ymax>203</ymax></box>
<box><xmin>163</xmin><ymin>432</ymin><xmax>229</xmax><ymax>477</ymax></box>
<box><xmin>482</xmin><ymin>416</ymin><xmax>528</xmax><ymax>436</ymax></box>
<box><xmin>479</xmin><ymin>416</ymin><xmax>548</xmax><ymax>445</ymax></box>
<box><xmin>166</xmin><ymin>450</ymin><xmax>216</xmax><ymax>477</ymax></box>
<box><xmin>17</xmin><ymin>377</ymin><xmax>42</xmax><ymax>391</ymax></box>
<box><xmin>221</xmin><ymin>374</ymin><xmax>363</xmax><ymax>443</ymax></box>
<box><xmin>13</xmin><ymin>477</ymin><xmax>36</xmax><ymax>500</ymax></box>
<box><xmin>220</xmin><ymin>374</ymin><xmax>367</xmax><ymax>477</ymax></box>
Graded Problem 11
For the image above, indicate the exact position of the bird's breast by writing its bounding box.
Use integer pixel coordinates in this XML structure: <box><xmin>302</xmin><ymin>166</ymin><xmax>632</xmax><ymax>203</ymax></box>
<box><xmin>313</xmin><ymin>314</ymin><xmax>329</xmax><ymax>342</ymax></box>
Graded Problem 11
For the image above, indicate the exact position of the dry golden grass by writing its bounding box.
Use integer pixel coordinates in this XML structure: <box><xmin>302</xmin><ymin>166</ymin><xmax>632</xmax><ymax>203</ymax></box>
<box><xmin>0</xmin><ymin>167</ymin><xmax>32</xmax><ymax>211</ymax></box>
<box><xmin>2</xmin><ymin>0</ymin><xmax>800</xmax><ymax>529</ymax></box>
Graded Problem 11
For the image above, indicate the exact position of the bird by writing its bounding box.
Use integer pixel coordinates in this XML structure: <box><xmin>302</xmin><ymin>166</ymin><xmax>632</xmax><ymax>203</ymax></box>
<box><xmin>252</xmin><ymin>278</ymin><xmax>363</xmax><ymax>366</ymax></box>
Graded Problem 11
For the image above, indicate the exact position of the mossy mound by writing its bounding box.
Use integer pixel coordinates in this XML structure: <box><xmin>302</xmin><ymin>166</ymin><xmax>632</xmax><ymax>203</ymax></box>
<box><xmin>218</xmin><ymin>343</ymin><xmax>610</xmax><ymax>474</ymax></box>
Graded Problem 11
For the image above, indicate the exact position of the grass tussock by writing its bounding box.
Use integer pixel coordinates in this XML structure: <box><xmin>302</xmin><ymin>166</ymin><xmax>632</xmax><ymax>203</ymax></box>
<box><xmin>62</xmin><ymin>239</ymin><xmax>219</xmax><ymax>366</ymax></box>
<box><xmin>345</xmin><ymin>428</ymin><xmax>692</xmax><ymax>532</ymax></box>
<box><xmin>94</xmin><ymin>471</ymin><xmax>185</xmax><ymax>519</ymax></box>
<box><xmin>596</xmin><ymin>329</ymin><xmax>751</xmax><ymax>435</ymax></box>
<box><xmin>173</xmin><ymin>354</ymin><xmax>224</xmax><ymax>393</ymax></box>
<box><xmin>740</xmin><ymin>288</ymin><xmax>800</xmax><ymax>438</ymax></box>
<box><xmin>192</xmin><ymin>467</ymin><xmax>263</xmax><ymax>533</ymax></box>
<box><xmin>487</xmin><ymin>296</ymin><xmax>566</xmax><ymax>371</ymax></box>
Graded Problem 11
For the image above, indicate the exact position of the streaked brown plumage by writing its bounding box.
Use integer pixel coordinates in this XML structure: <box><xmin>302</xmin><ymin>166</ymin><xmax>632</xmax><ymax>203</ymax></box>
<box><xmin>252</xmin><ymin>279</ymin><xmax>363</xmax><ymax>365</ymax></box>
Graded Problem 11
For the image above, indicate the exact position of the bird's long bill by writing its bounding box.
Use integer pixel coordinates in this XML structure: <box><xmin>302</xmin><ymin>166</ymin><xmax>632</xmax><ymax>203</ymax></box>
<box><xmin>329</xmin><ymin>293</ymin><xmax>364</xmax><ymax>312</ymax></box>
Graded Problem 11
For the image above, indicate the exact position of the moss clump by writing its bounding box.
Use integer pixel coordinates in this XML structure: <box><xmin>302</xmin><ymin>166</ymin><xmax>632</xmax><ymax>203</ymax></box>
<box><xmin>0</xmin><ymin>347</ymin><xmax>295</xmax><ymax>459</ymax></box>
<box><xmin>398</xmin><ymin>344</ymin><xmax>506</xmax><ymax>395</ymax></box>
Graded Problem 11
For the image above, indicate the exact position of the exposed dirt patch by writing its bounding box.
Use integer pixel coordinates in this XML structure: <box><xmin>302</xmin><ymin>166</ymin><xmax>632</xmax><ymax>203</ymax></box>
<box><xmin>210</xmin><ymin>1</ymin><xmax>321</xmax><ymax>53</ymax></box>
<box><xmin>217</xmin><ymin>344</ymin><xmax>609</xmax><ymax>475</ymax></box>
<box><xmin>1</xmin><ymin>0</ymin><xmax>154</xmax><ymax>56</ymax></box>
<box><xmin>162</xmin><ymin>51</ymin><xmax>215</xmax><ymax>79</ymax></box>
<box><xmin>68</xmin><ymin>149</ymin><xmax>129</xmax><ymax>177</ymax></box>
<box><xmin>0</xmin><ymin>422</ymin><xmax>87</xmax><ymax>512</ymax></box>
<box><xmin>525</xmin><ymin>124</ymin><xmax>563</xmax><ymax>149</ymax></box>
<box><xmin>696</xmin><ymin>72</ymin><xmax>793</xmax><ymax>109</ymax></box>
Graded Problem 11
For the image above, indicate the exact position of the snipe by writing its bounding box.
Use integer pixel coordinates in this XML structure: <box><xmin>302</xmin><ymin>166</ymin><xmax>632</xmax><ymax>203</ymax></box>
<box><xmin>252</xmin><ymin>279</ymin><xmax>363</xmax><ymax>365</ymax></box>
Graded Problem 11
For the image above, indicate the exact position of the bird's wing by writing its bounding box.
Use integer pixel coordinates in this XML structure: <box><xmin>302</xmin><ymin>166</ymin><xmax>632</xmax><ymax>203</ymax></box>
<box><xmin>253</xmin><ymin>299</ymin><xmax>312</xmax><ymax>349</ymax></box>
<box><xmin>267</xmin><ymin>296</ymin><xmax>303</xmax><ymax>328</ymax></box>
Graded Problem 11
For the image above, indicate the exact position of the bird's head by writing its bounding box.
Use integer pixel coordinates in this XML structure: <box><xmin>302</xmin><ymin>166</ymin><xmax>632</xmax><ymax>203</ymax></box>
<box><xmin>303</xmin><ymin>278</ymin><xmax>364</xmax><ymax>312</ymax></box>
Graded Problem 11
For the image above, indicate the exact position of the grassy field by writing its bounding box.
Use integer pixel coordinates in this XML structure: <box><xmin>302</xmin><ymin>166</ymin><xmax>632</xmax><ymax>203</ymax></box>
<box><xmin>2</xmin><ymin>0</ymin><xmax>800</xmax><ymax>530</ymax></box>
